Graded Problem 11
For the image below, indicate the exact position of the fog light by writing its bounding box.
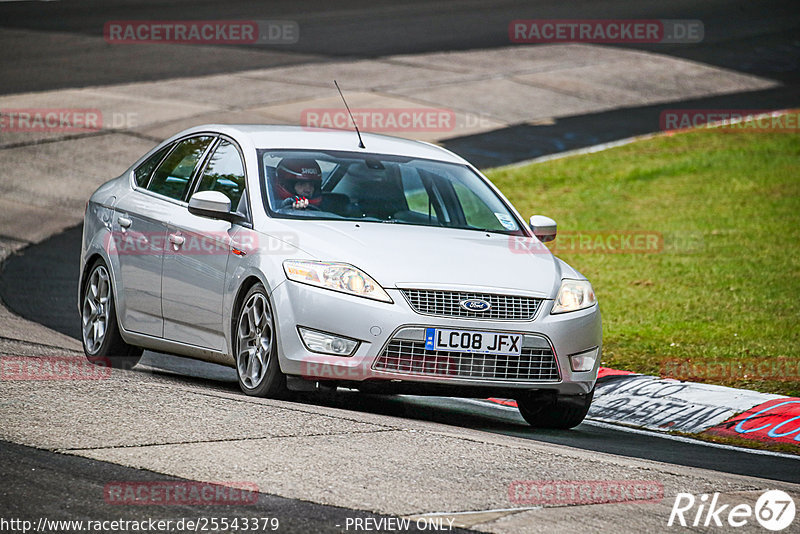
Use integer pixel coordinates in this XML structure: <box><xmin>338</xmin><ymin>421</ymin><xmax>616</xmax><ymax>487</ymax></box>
<box><xmin>569</xmin><ymin>347</ymin><xmax>599</xmax><ymax>372</ymax></box>
<box><xmin>298</xmin><ymin>327</ymin><xmax>359</xmax><ymax>356</ymax></box>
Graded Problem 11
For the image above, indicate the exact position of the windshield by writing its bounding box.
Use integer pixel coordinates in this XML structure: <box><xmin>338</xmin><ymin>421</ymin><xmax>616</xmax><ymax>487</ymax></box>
<box><xmin>258</xmin><ymin>149</ymin><xmax>525</xmax><ymax>235</ymax></box>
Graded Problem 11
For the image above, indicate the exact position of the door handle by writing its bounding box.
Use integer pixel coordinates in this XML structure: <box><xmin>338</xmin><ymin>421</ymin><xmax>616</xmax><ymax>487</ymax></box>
<box><xmin>118</xmin><ymin>216</ymin><xmax>132</xmax><ymax>228</ymax></box>
<box><xmin>169</xmin><ymin>234</ymin><xmax>185</xmax><ymax>246</ymax></box>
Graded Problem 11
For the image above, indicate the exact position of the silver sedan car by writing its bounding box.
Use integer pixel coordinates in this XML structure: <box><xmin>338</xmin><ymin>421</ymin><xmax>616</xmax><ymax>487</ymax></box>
<box><xmin>80</xmin><ymin>125</ymin><xmax>601</xmax><ymax>428</ymax></box>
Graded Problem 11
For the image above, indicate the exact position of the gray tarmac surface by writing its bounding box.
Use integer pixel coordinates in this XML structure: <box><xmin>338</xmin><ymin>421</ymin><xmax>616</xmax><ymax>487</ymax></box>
<box><xmin>0</xmin><ymin>440</ymin><xmax>474</xmax><ymax>533</ymax></box>
<box><xmin>0</xmin><ymin>0</ymin><xmax>798</xmax><ymax>94</ymax></box>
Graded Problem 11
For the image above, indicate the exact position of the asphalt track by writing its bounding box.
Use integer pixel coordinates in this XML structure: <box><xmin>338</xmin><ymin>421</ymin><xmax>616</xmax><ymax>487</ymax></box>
<box><xmin>0</xmin><ymin>0</ymin><xmax>798</xmax><ymax>94</ymax></box>
<box><xmin>1</xmin><ymin>1</ymin><xmax>797</xmax><ymax>166</ymax></box>
<box><xmin>0</xmin><ymin>440</ymin><xmax>476</xmax><ymax>533</ymax></box>
<box><xmin>1</xmin><ymin>225</ymin><xmax>799</xmax><ymax>488</ymax></box>
<box><xmin>442</xmin><ymin>85</ymin><xmax>800</xmax><ymax>167</ymax></box>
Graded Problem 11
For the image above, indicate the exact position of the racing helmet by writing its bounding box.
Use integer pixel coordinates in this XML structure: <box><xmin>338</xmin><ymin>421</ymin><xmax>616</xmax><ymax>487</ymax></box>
<box><xmin>275</xmin><ymin>158</ymin><xmax>323</xmax><ymax>205</ymax></box>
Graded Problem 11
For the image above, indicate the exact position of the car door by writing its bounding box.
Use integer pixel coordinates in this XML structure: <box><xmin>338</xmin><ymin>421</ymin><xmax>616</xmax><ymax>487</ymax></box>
<box><xmin>161</xmin><ymin>138</ymin><xmax>250</xmax><ymax>351</ymax></box>
<box><xmin>113</xmin><ymin>135</ymin><xmax>215</xmax><ymax>338</ymax></box>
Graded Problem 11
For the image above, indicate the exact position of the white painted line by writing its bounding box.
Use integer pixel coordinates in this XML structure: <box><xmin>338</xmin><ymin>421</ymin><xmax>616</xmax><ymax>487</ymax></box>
<box><xmin>490</xmin><ymin>108</ymin><xmax>797</xmax><ymax>171</ymax></box>
<box><xmin>448</xmin><ymin>398</ymin><xmax>800</xmax><ymax>460</ymax></box>
<box><xmin>409</xmin><ymin>505</ymin><xmax>543</xmax><ymax>517</ymax></box>
<box><xmin>490</xmin><ymin>133</ymin><xmax>661</xmax><ymax>171</ymax></box>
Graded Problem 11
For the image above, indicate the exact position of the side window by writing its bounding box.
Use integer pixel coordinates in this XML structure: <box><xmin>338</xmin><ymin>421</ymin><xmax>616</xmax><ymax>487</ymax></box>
<box><xmin>134</xmin><ymin>145</ymin><xmax>171</xmax><ymax>187</ymax></box>
<box><xmin>195</xmin><ymin>140</ymin><xmax>246</xmax><ymax>211</ymax></box>
<box><xmin>147</xmin><ymin>136</ymin><xmax>214</xmax><ymax>200</ymax></box>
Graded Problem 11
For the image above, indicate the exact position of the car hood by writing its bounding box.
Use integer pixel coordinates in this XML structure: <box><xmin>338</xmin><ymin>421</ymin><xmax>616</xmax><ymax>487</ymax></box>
<box><xmin>265</xmin><ymin>220</ymin><xmax>562</xmax><ymax>298</ymax></box>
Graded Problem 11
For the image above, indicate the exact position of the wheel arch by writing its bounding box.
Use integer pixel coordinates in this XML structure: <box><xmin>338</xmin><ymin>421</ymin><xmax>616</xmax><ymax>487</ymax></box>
<box><xmin>228</xmin><ymin>275</ymin><xmax>268</xmax><ymax>354</ymax></box>
<box><xmin>80</xmin><ymin>253</ymin><xmax>105</xmax><ymax>297</ymax></box>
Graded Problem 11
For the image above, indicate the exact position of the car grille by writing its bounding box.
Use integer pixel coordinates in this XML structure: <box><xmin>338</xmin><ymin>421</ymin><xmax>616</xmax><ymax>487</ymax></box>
<box><xmin>373</xmin><ymin>339</ymin><xmax>560</xmax><ymax>382</ymax></box>
<box><xmin>400</xmin><ymin>289</ymin><xmax>543</xmax><ymax>321</ymax></box>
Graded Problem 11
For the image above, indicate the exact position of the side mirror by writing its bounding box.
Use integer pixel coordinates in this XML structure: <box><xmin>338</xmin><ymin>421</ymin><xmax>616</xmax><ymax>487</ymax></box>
<box><xmin>188</xmin><ymin>191</ymin><xmax>233</xmax><ymax>221</ymax></box>
<box><xmin>530</xmin><ymin>215</ymin><xmax>557</xmax><ymax>243</ymax></box>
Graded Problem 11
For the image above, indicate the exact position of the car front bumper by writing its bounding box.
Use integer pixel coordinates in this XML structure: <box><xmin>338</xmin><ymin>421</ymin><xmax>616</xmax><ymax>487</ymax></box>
<box><xmin>269</xmin><ymin>280</ymin><xmax>602</xmax><ymax>396</ymax></box>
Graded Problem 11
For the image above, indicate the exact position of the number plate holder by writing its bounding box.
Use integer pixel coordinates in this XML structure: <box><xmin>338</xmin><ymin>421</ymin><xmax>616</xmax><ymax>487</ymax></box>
<box><xmin>424</xmin><ymin>328</ymin><xmax>522</xmax><ymax>356</ymax></box>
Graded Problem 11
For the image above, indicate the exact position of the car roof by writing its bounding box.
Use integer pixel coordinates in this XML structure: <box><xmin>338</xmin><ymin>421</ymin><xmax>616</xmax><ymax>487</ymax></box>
<box><xmin>173</xmin><ymin>124</ymin><xmax>469</xmax><ymax>165</ymax></box>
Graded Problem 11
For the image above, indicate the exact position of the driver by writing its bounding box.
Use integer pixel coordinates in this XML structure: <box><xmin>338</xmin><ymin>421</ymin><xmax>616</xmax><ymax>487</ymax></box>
<box><xmin>274</xmin><ymin>158</ymin><xmax>323</xmax><ymax>210</ymax></box>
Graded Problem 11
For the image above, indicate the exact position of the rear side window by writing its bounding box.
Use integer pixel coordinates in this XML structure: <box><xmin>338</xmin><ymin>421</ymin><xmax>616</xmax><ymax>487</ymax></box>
<box><xmin>134</xmin><ymin>145</ymin><xmax>171</xmax><ymax>187</ymax></box>
<box><xmin>195</xmin><ymin>140</ymin><xmax>246</xmax><ymax>211</ymax></box>
<box><xmin>147</xmin><ymin>136</ymin><xmax>214</xmax><ymax>200</ymax></box>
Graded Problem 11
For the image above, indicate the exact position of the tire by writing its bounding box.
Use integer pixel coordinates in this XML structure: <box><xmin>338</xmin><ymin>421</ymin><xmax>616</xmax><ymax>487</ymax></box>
<box><xmin>516</xmin><ymin>388</ymin><xmax>594</xmax><ymax>429</ymax></box>
<box><xmin>81</xmin><ymin>259</ymin><xmax>142</xmax><ymax>370</ymax></box>
<box><xmin>234</xmin><ymin>283</ymin><xmax>290</xmax><ymax>398</ymax></box>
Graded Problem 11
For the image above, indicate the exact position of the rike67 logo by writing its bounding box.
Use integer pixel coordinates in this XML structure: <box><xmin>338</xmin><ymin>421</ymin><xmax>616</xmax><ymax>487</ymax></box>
<box><xmin>668</xmin><ymin>490</ymin><xmax>796</xmax><ymax>531</ymax></box>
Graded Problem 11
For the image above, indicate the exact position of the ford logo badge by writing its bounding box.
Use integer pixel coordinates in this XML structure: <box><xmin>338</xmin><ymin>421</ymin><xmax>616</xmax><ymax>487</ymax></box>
<box><xmin>460</xmin><ymin>299</ymin><xmax>491</xmax><ymax>312</ymax></box>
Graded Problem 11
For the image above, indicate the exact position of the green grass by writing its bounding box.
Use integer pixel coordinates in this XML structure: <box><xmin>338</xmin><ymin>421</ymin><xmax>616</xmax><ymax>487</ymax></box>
<box><xmin>486</xmin><ymin>118</ymin><xmax>800</xmax><ymax>397</ymax></box>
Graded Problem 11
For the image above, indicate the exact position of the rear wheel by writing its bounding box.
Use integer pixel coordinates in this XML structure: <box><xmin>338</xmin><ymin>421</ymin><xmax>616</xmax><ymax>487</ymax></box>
<box><xmin>81</xmin><ymin>259</ymin><xmax>142</xmax><ymax>369</ymax></box>
<box><xmin>234</xmin><ymin>284</ymin><xmax>290</xmax><ymax>398</ymax></box>
<box><xmin>516</xmin><ymin>388</ymin><xmax>594</xmax><ymax>429</ymax></box>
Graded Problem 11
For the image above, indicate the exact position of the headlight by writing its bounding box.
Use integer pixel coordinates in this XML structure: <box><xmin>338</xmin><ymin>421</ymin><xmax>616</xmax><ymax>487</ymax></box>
<box><xmin>551</xmin><ymin>279</ymin><xmax>596</xmax><ymax>314</ymax></box>
<box><xmin>283</xmin><ymin>260</ymin><xmax>393</xmax><ymax>303</ymax></box>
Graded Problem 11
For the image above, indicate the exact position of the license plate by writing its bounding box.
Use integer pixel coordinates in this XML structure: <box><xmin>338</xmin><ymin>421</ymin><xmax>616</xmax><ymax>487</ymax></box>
<box><xmin>425</xmin><ymin>328</ymin><xmax>522</xmax><ymax>356</ymax></box>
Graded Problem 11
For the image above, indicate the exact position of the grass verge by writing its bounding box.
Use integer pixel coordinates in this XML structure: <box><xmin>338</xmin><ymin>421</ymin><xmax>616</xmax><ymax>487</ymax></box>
<box><xmin>486</xmin><ymin>114</ymin><xmax>800</xmax><ymax>397</ymax></box>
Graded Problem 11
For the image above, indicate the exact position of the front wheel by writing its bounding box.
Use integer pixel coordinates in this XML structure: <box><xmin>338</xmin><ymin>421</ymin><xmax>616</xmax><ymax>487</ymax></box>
<box><xmin>516</xmin><ymin>388</ymin><xmax>594</xmax><ymax>429</ymax></box>
<box><xmin>234</xmin><ymin>284</ymin><xmax>289</xmax><ymax>398</ymax></box>
<box><xmin>81</xmin><ymin>259</ymin><xmax>142</xmax><ymax>369</ymax></box>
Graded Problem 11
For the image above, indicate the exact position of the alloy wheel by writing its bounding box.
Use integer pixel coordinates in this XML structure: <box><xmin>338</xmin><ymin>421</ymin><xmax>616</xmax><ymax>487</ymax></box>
<box><xmin>236</xmin><ymin>292</ymin><xmax>274</xmax><ymax>389</ymax></box>
<box><xmin>82</xmin><ymin>265</ymin><xmax>111</xmax><ymax>354</ymax></box>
